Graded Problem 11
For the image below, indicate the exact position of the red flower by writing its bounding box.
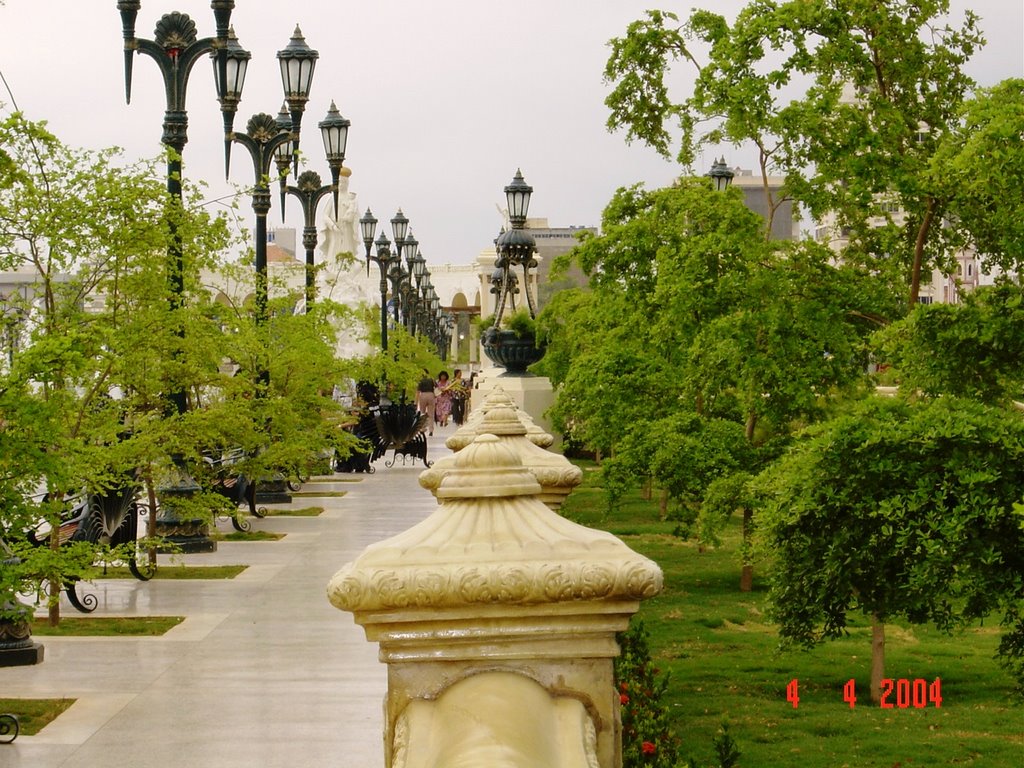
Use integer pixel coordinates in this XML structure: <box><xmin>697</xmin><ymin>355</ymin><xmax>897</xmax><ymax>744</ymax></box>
<box><xmin>620</xmin><ymin>694</ymin><xmax>630</xmax><ymax>705</ymax></box>
<box><xmin>642</xmin><ymin>741</ymin><xmax>657</xmax><ymax>755</ymax></box>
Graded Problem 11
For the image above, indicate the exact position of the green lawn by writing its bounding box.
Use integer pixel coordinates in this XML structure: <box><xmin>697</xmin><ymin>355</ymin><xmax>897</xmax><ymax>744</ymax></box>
<box><xmin>262</xmin><ymin>506</ymin><xmax>324</xmax><ymax>516</ymax></box>
<box><xmin>562</xmin><ymin>464</ymin><xmax>1023</xmax><ymax>767</ymax></box>
<box><xmin>0</xmin><ymin>699</ymin><xmax>75</xmax><ymax>736</ymax></box>
<box><xmin>214</xmin><ymin>530</ymin><xmax>284</xmax><ymax>542</ymax></box>
<box><xmin>94</xmin><ymin>564</ymin><xmax>247</xmax><ymax>579</ymax></box>
<box><xmin>30</xmin><ymin>616</ymin><xmax>184</xmax><ymax>636</ymax></box>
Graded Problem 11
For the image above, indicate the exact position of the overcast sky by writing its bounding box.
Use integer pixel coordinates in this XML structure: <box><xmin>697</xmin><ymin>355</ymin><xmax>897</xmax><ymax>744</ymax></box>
<box><xmin>1</xmin><ymin>1</ymin><xmax>1021</xmax><ymax>265</ymax></box>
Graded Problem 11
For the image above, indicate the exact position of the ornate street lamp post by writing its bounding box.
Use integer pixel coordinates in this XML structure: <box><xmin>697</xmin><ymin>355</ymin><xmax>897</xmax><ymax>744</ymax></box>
<box><xmin>492</xmin><ymin>169</ymin><xmax>539</xmax><ymax>328</ymax></box>
<box><xmin>224</xmin><ymin>28</ymin><xmax>318</xmax><ymax>325</ymax></box>
<box><xmin>483</xmin><ymin>170</ymin><xmax>546</xmax><ymax>375</ymax></box>
<box><xmin>707</xmin><ymin>157</ymin><xmax>735</xmax><ymax>191</ymax></box>
<box><xmin>118</xmin><ymin>0</ymin><xmax>234</xmax><ymax>414</ymax></box>
<box><xmin>362</xmin><ymin>212</ymin><xmax>393</xmax><ymax>352</ymax></box>
<box><xmin>231</xmin><ymin>113</ymin><xmax>296</xmax><ymax>326</ymax></box>
<box><xmin>387</xmin><ymin>257</ymin><xmax>409</xmax><ymax>325</ymax></box>
<box><xmin>282</xmin><ymin>102</ymin><xmax>350</xmax><ymax>310</ymax></box>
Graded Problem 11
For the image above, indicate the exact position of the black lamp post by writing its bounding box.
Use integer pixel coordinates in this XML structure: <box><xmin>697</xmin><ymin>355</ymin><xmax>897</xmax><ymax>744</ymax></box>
<box><xmin>708</xmin><ymin>157</ymin><xmax>735</xmax><ymax>191</ymax></box>
<box><xmin>277</xmin><ymin>26</ymin><xmax>320</xmax><ymax>175</ymax></box>
<box><xmin>118</xmin><ymin>0</ymin><xmax>234</xmax><ymax>414</ymax></box>
<box><xmin>362</xmin><ymin>213</ymin><xmax>392</xmax><ymax>352</ymax></box>
<box><xmin>224</xmin><ymin>27</ymin><xmax>319</xmax><ymax>325</ymax></box>
<box><xmin>387</xmin><ymin>257</ymin><xmax>409</xmax><ymax>325</ymax></box>
<box><xmin>286</xmin><ymin>170</ymin><xmax>335</xmax><ymax>310</ymax></box>
<box><xmin>230</xmin><ymin>113</ymin><xmax>296</xmax><ymax>326</ymax></box>
<box><xmin>493</xmin><ymin>169</ymin><xmax>538</xmax><ymax>328</ymax></box>
<box><xmin>389</xmin><ymin>208</ymin><xmax>410</xmax><ymax>319</ymax></box>
<box><xmin>282</xmin><ymin>102</ymin><xmax>350</xmax><ymax>311</ymax></box>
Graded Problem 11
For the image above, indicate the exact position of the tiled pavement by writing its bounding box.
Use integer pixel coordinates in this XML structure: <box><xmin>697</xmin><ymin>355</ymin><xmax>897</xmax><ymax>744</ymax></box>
<box><xmin>1</xmin><ymin>431</ymin><xmax>454</xmax><ymax>768</ymax></box>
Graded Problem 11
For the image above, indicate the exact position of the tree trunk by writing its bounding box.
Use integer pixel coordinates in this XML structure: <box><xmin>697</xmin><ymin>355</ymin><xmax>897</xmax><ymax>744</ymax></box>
<box><xmin>659</xmin><ymin>488</ymin><xmax>669</xmax><ymax>518</ymax></box>
<box><xmin>641</xmin><ymin>478</ymin><xmax>652</xmax><ymax>502</ymax></box>
<box><xmin>739</xmin><ymin>507</ymin><xmax>754</xmax><ymax>592</ymax></box>
<box><xmin>908</xmin><ymin>199</ymin><xmax>937</xmax><ymax>307</ymax></box>
<box><xmin>145</xmin><ymin>468</ymin><xmax>159</xmax><ymax>568</ymax></box>
<box><xmin>870</xmin><ymin>615</ymin><xmax>886</xmax><ymax>704</ymax></box>
<box><xmin>48</xmin><ymin>507</ymin><xmax>61</xmax><ymax>626</ymax></box>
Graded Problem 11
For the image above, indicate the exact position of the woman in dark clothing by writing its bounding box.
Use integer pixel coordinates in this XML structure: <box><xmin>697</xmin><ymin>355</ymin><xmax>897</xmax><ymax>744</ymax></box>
<box><xmin>416</xmin><ymin>369</ymin><xmax>436</xmax><ymax>435</ymax></box>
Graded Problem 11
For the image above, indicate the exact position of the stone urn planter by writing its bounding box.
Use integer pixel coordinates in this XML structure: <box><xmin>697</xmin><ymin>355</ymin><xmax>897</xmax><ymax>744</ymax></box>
<box><xmin>482</xmin><ymin>328</ymin><xmax>546</xmax><ymax>374</ymax></box>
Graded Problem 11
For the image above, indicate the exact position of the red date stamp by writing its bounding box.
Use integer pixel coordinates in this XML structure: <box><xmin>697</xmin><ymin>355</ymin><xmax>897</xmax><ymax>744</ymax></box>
<box><xmin>786</xmin><ymin>678</ymin><xmax>942</xmax><ymax>709</ymax></box>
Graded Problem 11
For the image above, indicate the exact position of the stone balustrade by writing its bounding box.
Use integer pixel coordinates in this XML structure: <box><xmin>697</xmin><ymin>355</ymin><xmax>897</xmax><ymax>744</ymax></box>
<box><xmin>328</xmin><ymin>434</ymin><xmax>662</xmax><ymax>768</ymax></box>
<box><xmin>447</xmin><ymin>386</ymin><xmax>554</xmax><ymax>451</ymax></box>
<box><xmin>423</xmin><ymin>404</ymin><xmax>582</xmax><ymax>511</ymax></box>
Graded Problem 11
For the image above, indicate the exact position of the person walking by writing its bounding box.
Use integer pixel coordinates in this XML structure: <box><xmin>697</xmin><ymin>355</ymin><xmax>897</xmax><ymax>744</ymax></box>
<box><xmin>450</xmin><ymin>369</ymin><xmax>468</xmax><ymax>426</ymax></box>
<box><xmin>416</xmin><ymin>369</ymin><xmax>436</xmax><ymax>435</ymax></box>
<box><xmin>435</xmin><ymin>370</ymin><xmax>453</xmax><ymax>428</ymax></box>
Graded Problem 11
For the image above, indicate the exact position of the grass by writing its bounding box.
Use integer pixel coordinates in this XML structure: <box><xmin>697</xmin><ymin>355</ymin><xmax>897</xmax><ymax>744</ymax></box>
<box><xmin>214</xmin><ymin>530</ymin><xmax>284</xmax><ymax>542</ymax></box>
<box><xmin>30</xmin><ymin>616</ymin><xmax>184</xmax><ymax>636</ymax></box>
<box><xmin>262</xmin><ymin>506</ymin><xmax>324</xmax><ymax>516</ymax></box>
<box><xmin>289</xmin><ymin>490</ymin><xmax>348</xmax><ymax>498</ymax></box>
<box><xmin>93</xmin><ymin>564</ymin><xmax>248</xmax><ymax>579</ymax></box>
<box><xmin>0</xmin><ymin>699</ymin><xmax>75</xmax><ymax>736</ymax></box>
<box><xmin>561</xmin><ymin>461</ymin><xmax>1023</xmax><ymax>768</ymax></box>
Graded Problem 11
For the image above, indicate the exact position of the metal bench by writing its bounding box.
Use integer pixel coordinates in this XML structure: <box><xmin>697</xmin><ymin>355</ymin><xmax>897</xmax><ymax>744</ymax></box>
<box><xmin>0</xmin><ymin>713</ymin><xmax>17</xmax><ymax>744</ymax></box>
<box><xmin>26</xmin><ymin>483</ymin><xmax>152</xmax><ymax>613</ymax></box>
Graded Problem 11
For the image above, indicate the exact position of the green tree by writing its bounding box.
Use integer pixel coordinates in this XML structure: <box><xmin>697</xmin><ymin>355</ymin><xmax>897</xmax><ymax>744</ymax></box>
<box><xmin>0</xmin><ymin>113</ymin><xmax>240</xmax><ymax>620</ymax></box>
<box><xmin>757</xmin><ymin>395</ymin><xmax>1024</xmax><ymax>702</ymax></box>
<box><xmin>542</xmin><ymin>179</ymin><xmax>893</xmax><ymax>589</ymax></box>
<box><xmin>876</xmin><ymin>280</ymin><xmax>1024</xmax><ymax>404</ymax></box>
<box><xmin>605</xmin><ymin>1</ymin><xmax>987</xmax><ymax>304</ymax></box>
<box><xmin>936</xmin><ymin>78</ymin><xmax>1024</xmax><ymax>272</ymax></box>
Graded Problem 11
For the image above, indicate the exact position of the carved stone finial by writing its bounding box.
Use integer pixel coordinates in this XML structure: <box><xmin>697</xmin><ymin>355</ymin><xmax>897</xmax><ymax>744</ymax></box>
<box><xmin>329</xmin><ymin>420</ymin><xmax>662</xmax><ymax>768</ymax></box>
<box><xmin>434</xmin><ymin>434</ymin><xmax>541</xmax><ymax>499</ymax></box>
<box><xmin>447</xmin><ymin>386</ymin><xmax>555</xmax><ymax>451</ymax></box>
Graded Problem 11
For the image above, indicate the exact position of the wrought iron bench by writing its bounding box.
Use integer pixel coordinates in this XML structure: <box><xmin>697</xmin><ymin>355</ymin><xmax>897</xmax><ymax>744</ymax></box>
<box><xmin>26</xmin><ymin>483</ymin><xmax>152</xmax><ymax>613</ymax></box>
<box><xmin>0</xmin><ymin>713</ymin><xmax>17</xmax><ymax>744</ymax></box>
<box><xmin>201</xmin><ymin>449</ymin><xmax>266</xmax><ymax>532</ymax></box>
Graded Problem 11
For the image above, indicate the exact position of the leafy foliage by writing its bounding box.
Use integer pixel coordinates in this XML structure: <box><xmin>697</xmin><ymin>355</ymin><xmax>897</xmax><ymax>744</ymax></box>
<box><xmin>604</xmin><ymin>1</ymin><xmax>1002</xmax><ymax>303</ymax></box>
<box><xmin>757</xmin><ymin>396</ymin><xmax>1024</xmax><ymax>689</ymax></box>
<box><xmin>615</xmin><ymin>619</ymin><xmax>680</xmax><ymax>768</ymax></box>
<box><xmin>877</xmin><ymin>280</ymin><xmax>1024</xmax><ymax>403</ymax></box>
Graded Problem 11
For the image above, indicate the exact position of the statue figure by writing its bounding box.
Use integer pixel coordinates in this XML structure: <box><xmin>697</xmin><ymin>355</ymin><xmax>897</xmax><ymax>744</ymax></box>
<box><xmin>495</xmin><ymin>202</ymin><xmax>511</xmax><ymax>232</ymax></box>
<box><xmin>319</xmin><ymin>168</ymin><xmax>360</xmax><ymax>261</ymax></box>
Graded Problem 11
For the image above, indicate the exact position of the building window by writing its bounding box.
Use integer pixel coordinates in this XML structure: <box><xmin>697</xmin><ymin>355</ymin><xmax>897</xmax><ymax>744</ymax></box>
<box><xmin>917</xmin><ymin>296</ymin><xmax>933</xmax><ymax>305</ymax></box>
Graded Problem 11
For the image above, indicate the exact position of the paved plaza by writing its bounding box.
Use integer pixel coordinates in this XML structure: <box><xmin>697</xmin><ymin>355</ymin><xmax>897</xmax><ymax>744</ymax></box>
<box><xmin>2</xmin><ymin>434</ymin><xmax>454</xmax><ymax>768</ymax></box>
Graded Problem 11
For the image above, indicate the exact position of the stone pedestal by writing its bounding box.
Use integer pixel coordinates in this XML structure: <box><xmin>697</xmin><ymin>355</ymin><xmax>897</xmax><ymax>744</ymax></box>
<box><xmin>0</xmin><ymin>615</ymin><xmax>43</xmax><ymax>668</ymax></box>
<box><xmin>329</xmin><ymin>435</ymin><xmax>662</xmax><ymax>768</ymax></box>
<box><xmin>469</xmin><ymin>378</ymin><xmax>558</xmax><ymax>449</ymax></box>
<box><xmin>426</xmin><ymin>404</ymin><xmax>581</xmax><ymax>511</ymax></box>
<box><xmin>0</xmin><ymin>641</ymin><xmax>44</xmax><ymax>667</ymax></box>
<box><xmin>451</xmin><ymin>386</ymin><xmax>554</xmax><ymax>451</ymax></box>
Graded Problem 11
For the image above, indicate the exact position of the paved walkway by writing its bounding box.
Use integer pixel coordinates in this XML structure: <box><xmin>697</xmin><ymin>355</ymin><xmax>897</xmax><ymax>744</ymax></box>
<box><xmin>2</xmin><ymin>431</ymin><xmax>454</xmax><ymax>768</ymax></box>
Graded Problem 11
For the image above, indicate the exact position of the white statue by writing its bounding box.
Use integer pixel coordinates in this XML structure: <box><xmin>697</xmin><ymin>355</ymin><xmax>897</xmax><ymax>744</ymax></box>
<box><xmin>495</xmin><ymin>202</ymin><xmax>511</xmax><ymax>231</ymax></box>
<box><xmin>319</xmin><ymin>168</ymin><xmax>361</xmax><ymax>261</ymax></box>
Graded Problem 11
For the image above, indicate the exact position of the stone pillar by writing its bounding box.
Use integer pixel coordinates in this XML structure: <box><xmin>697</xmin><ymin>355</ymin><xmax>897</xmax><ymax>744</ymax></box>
<box><xmin>423</xmin><ymin>404</ymin><xmax>581</xmax><ymax>512</ymax></box>
<box><xmin>470</xmin><ymin>373</ymin><xmax>557</xmax><ymax>446</ymax></box>
<box><xmin>450</xmin><ymin>385</ymin><xmax>553</xmax><ymax>451</ymax></box>
<box><xmin>328</xmin><ymin>435</ymin><xmax>662</xmax><ymax>768</ymax></box>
